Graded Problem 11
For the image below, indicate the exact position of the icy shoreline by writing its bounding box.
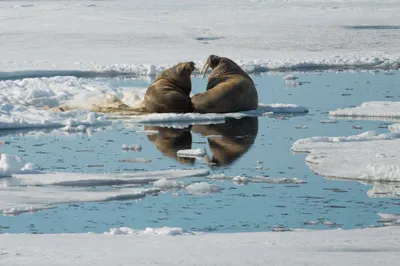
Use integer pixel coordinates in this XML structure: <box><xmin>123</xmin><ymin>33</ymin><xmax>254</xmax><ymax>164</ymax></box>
<box><xmin>1</xmin><ymin>226</ymin><xmax>399</xmax><ymax>266</ymax></box>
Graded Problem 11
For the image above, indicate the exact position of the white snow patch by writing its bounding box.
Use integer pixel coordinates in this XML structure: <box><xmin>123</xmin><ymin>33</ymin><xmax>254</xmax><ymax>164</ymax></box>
<box><xmin>185</xmin><ymin>182</ymin><xmax>223</xmax><ymax>194</ymax></box>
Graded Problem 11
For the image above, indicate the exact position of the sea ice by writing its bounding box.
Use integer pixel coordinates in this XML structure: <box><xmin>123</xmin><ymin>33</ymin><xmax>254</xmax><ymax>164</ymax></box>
<box><xmin>153</xmin><ymin>179</ymin><xmax>185</xmax><ymax>190</ymax></box>
<box><xmin>330</xmin><ymin>102</ymin><xmax>400</xmax><ymax>120</ymax></box>
<box><xmin>292</xmin><ymin>129</ymin><xmax>400</xmax><ymax>182</ymax></box>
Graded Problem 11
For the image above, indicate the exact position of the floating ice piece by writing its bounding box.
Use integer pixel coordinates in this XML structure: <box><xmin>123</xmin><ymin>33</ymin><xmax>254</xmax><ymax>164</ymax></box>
<box><xmin>119</xmin><ymin>158</ymin><xmax>152</xmax><ymax>164</ymax></box>
<box><xmin>105</xmin><ymin>226</ymin><xmax>193</xmax><ymax>236</ymax></box>
<box><xmin>121</xmin><ymin>144</ymin><xmax>142</xmax><ymax>151</ymax></box>
<box><xmin>378</xmin><ymin>213</ymin><xmax>400</xmax><ymax>222</ymax></box>
<box><xmin>210</xmin><ymin>174</ymin><xmax>306</xmax><ymax>185</ymax></box>
<box><xmin>284</xmin><ymin>74</ymin><xmax>298</xmax><ymax>80</ymax></box>
<box><xmin>330</xmin><ymin>102</ymin><xmax>400</xmax><ymax>120</ymax></box>
<box><xmin>136</xmin><ymin>130</ymin><xmax>159</xmax><ymax>135</ymax></box>
<box><xmin>185</xmin><ymin>182</ymin><xmax>223</xmax><ymax>194</ymax></box>
<box><xmin>389</xmin><ymin>124</ymin><xmax>400</xmax><ymax>133</ymax></box>
<box><xmin>0</xmin><ymin>154</ymin><xmax>40</xmax><ymax>177</ymax></box>
<box><xmin>177</xmin><ymin>148</ymin><xmax>206</xmax><ymax>158</ymax></box>
<box><xmin>292</xmin><ymin>129</ymin><xmax>400</xmax><ymax>182</ymax></box>
<box><xmin>153</xmin><ymin>179</ymin><xmax>185</xmax><ymax>190</ymax></box>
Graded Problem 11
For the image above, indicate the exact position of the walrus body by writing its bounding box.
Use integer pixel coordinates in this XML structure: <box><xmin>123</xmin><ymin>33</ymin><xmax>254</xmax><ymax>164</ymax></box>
<box><xmin>144</xmin><ymin>62</ymin><xmax>195</xmax><ymax>113</ymax></box>
<box><xmin>191</xmin><ymin>55</ymin><xmax>258</xmax><ymax>113</ymax></box>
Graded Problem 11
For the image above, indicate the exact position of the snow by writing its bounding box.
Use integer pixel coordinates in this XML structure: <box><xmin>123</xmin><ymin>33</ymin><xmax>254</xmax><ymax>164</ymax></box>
<box><xmin>177</xmin><ymin>148</ymin><xmax>206</xmax><ymax>158</ymax></box>
<box><xmin>185</xmin><ymin>182</ymin><xmax>223</xmax><ymax>194</ymax></box>
<box><xmin>1</xmin><ymin>226</ymin><xmax>400</xmax><ymax>265</ymax></box>
<box><xmin>292</xmin><ymin>129</ymin><xmax>400</xmax><ymax>182</ymax></box>
<box><xmin>1</xmin><ymin>0</ymin><xmax>400</xmax><ymax>74</ymax></box>
<box><xmin>330</xmin><ymin>102</ymin><xmax>400</xmax><ymax>120</ymax></box>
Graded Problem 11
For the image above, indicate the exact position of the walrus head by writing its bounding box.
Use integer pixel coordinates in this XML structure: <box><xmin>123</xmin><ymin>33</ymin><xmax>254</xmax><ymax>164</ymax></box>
<box><xmin>200</xmin><ymin>55</ymin><xmax>221</xmax><ymax>78</ymax></box>
<box><xmin>156</xmin><ymin>61</ymin><xmax>197</xmax><ymax>94</ymax></box>
<box><xmin>200</xmin><ymin>55</ymin><xmax>249</xmax><ymax>80</ymax></box>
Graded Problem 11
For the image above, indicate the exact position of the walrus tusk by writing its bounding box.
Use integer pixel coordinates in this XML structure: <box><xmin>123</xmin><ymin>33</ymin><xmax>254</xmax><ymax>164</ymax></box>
<box><xmin>201</xmin><ymin>63</ymin><xmax>210</xmax><ymax>79</ymax></box>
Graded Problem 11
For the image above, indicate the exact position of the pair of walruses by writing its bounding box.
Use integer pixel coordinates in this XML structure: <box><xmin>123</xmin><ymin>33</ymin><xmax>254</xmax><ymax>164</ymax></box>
<box><xmin>144</xmin><ymin>55</ymin><xmax>258</xmax><ymax>113</ymax></box>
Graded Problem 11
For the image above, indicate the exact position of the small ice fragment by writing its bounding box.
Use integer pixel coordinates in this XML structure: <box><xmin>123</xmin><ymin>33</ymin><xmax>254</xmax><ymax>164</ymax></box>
<box><xmin>185</xmin><ymin>182</ymin><xmax>223</xmax><ymax>194</ymax></box>
<box><xmin>232</xmin><ymin>176</ymin><xmax>249</xmax><ymax>183</ymax></box>
<box><xmin>320</xmin><ymin>120</ymin><xmax>338</xmax><ymax>124</ymax></box>
<box><xmin>136</xmin><ymin>130</ymin><xmax>159</xmax><ymax>135</ymax></box>
<box><xmin>304</xmin><ymin>221</ymin><xmax>319</xmax><ymax>225</ymax></box>
<box><xmin>177</xmin><ymin>148</ymin><xmax>206</xmax><ymax>158</ymax></box>
<box><xmin>153</xmin><ymin>179</ymin><xmax>184</xmax><ymax>189</ymax></box>
<box><xmin>295</xmin><ymin>125</ymin><xmax>308</xmax><ymax>129</ymax></box>
<box><xmin>121</xmin><ymin>144</ymin><xmax>142</xmax><ymax>151</ymax></box>
<box><xmin>284</xmin><ymin>74</ymin><xmax>298</xmax><ymax>80</ymax></box>
<box><xmin>353</xmin><ymin>125</ymin><xmax>362</xmax><ymax>129</ymax></box>
<box><xmin>119</xmin><ymin>158</ymin><xmax>152</xmax><ymax>163</ymax></box>
<box><xmin>256</xmin><ymin>160</ymin><xmax>262</xmax><ymax>164</ymax></box>
<box><xmin>323</xmin><ymin>220</ymin><xmax>337</xmax><ymax>226</ymax></box>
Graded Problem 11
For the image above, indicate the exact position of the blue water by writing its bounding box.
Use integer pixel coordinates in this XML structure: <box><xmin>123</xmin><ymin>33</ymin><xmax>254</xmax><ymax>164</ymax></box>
<box><xmin>0</xmin><ymin>70</ymin><xmax>400</xmax><ymax>234</ymax></box>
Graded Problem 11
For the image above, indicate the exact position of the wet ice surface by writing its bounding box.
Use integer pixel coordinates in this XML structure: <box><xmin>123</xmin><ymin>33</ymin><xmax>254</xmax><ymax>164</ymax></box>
<box><xmin>0</xmin><ymin>71</ymin><xmax>400</xmax><ymax>234</ymax></box>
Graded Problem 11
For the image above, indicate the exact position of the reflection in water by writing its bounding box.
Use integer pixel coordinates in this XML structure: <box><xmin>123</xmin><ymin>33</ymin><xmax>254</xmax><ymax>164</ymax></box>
<box><xmin>144</xmin><ymin>126</ymin><xmax>195</xmax><ymax>164</ymax></box>
<box><xmin>192</xmin><ymin>117</ymin><xmax>259</xmax><ymax>166</ymax></box>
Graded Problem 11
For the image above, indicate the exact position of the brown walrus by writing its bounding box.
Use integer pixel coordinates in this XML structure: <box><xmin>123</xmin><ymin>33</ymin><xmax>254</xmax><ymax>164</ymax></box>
<box><xmin>144</xmin><ymin>62</ymin><xmax>196</xmax><ymax>113</ymax></box>
<box><xmin>191</xmin><ymin>55</ymin><xmax>258</xmax><ymax>113</ymax></box>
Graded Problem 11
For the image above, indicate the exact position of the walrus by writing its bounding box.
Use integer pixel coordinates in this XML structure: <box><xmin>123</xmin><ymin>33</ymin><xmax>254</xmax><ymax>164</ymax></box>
<box><xmin>144</xmin><ymin>61</ymin><xmax>196</xmax><ymax>113</ymax></box>
<box><xmin>192</xmin><ymin>117</ymin><xmax>258</xmax><ymax>166</ymax></box>
<box><xmin>191</xmin><ymin>55</ymin><xmax>258</xmax><ymax>113</ymax></box>
<box><xmin>145</xmin><ymin>126</ymin><xmax>195</xmax><ymax>165</ymax></box>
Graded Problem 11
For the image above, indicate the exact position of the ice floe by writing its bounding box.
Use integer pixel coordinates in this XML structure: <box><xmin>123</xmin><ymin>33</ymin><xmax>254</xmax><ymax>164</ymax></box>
<box><xmin>1</xmin><ymin>225</ymin><xmax>400</xmax><ymax>265</ymax></box>
<box><xmin>292</xmin><ymin>129</ymin><xmax>400</xmax><ymax>182</ymax></box>
<box><xmin>330</xmin><ymin>102</ymin><xmax>400</xmax><ymax>121</ymax></box>
<box><xmin>0</xmin><ymin>154</ymin><xmax>40</xmax><ymax>177</ymax></box>
<box><xmin>10</xmin><ymin>169</ymin><xmax>209</xmax><ymax>187</ymax></box>
<box><xmin>0</xmin><ymin>186</ymin><xmax>160</xmax><ymax>215</ymax></box>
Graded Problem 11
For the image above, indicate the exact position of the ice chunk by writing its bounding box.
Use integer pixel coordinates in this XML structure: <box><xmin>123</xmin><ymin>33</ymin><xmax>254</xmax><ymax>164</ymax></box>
<box><xmin>153</xmin><ymin>179</ymin><xmax>185</xmax><ymax>190</ymax></box>
<box><xmin>185</xmin><ymin>182</ymin><xmax>223</xmax><ymax>194</ymax></box>
<box><xmin>177</xmin><ymin>148</ymin><xmax>206</xmax><ymax>158</ymax></box>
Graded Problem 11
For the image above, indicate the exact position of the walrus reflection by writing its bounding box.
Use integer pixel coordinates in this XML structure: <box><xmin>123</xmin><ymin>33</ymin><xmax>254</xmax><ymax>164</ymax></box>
<box><xmin>192</xmin><ymin>117</ymin><xmax>258</xmax><ymax>166</ymax></box>
<box><xmin>144</xmin><ymin>126</ymin><xmax>195</xmax><ymax>165</ymax></box>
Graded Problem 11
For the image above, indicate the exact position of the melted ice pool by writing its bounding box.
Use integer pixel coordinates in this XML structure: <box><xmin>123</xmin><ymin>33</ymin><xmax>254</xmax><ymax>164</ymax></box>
<box><xmin>1</xmin><ymin>71</ymin><xmax>400</xmax><ymax>233</ymax></box>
